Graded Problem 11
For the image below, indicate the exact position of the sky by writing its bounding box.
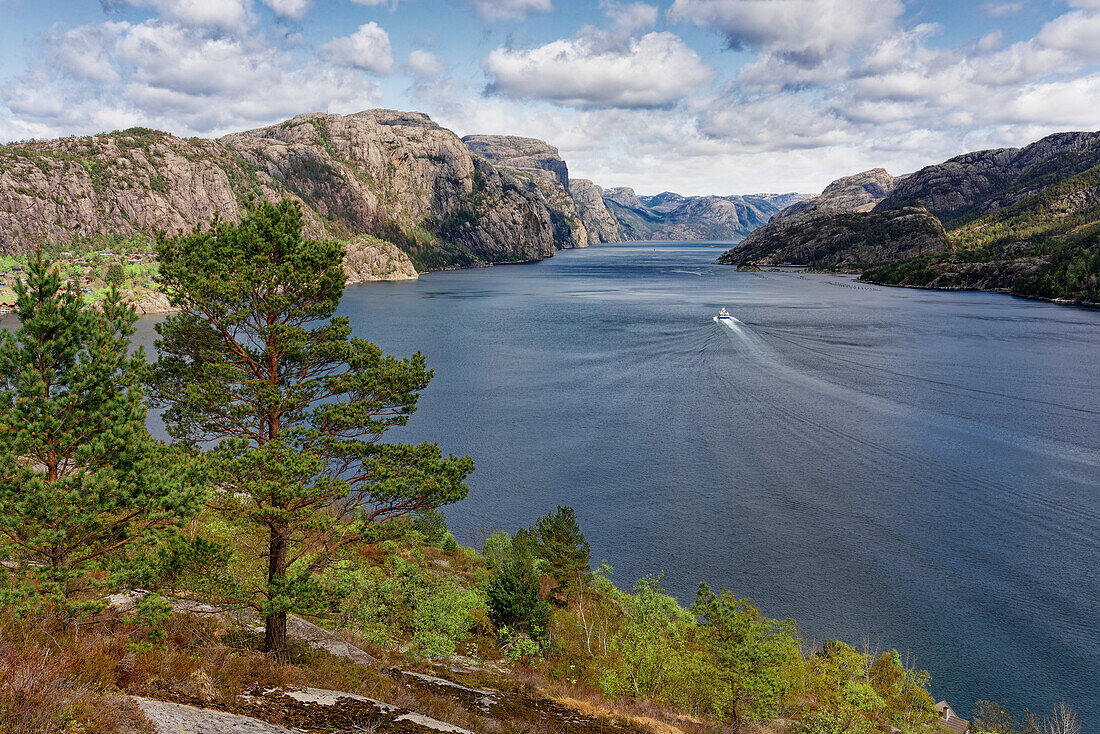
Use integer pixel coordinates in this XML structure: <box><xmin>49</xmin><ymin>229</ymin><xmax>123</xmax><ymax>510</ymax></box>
<box><xmin>0</xmin><ymin>0</ymin><xmax>1098</xmax><ymax>195</ymax></box>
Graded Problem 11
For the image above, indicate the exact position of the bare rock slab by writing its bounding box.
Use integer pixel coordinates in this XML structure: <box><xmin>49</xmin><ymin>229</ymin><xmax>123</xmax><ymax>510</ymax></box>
<box><xmin>134</xmin><ymin>697</ymin><xmax>301</xmax><ymax>734</ymax></box>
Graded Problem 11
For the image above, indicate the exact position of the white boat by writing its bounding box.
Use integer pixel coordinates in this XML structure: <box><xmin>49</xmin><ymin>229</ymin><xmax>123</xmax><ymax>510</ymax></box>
<box><xmin>714</xmin><ymin>307</ymin><xmax>736</xmax><ymax>324</ymax></box>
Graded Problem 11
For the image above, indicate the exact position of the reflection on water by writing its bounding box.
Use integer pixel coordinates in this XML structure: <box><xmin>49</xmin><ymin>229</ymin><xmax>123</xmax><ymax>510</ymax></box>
<box><xmin>132</xmin><ymin>244</ymin><xmax>1099</xmax><ymax>725</ymax></box>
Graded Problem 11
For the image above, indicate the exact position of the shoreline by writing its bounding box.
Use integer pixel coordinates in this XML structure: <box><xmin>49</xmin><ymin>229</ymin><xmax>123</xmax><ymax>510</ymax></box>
<box><xmin>725</xmin><ymin>262</ymin><xmax>1100</xmax><ymax>309</ymax></box>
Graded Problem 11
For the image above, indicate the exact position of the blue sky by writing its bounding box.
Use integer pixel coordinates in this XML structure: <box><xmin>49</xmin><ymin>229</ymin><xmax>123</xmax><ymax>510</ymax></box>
<box><xmin>1</xmin><ymin>0</ymin><xmax>1098</xmax><ymax>194</ymax></box>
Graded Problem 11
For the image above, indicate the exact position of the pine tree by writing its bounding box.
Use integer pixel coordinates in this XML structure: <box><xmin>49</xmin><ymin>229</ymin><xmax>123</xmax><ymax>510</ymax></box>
<box><xmin>0</xmin><ymin>254</ymin><xmax>201</xmax><ymax>614</ymax></box>
<box><xmin>151</xmin><ymin>201</ymin><xmax>474</xmax><ymax>657</ymax></box>
<box><xmin>487</xmin><ymin>554</ymin><xmax>550</xmax><ymax>635</ymax></box>
<box><xmin>534</xmin><ymin>505</ymin><xmax>590</xmax><ymax>605</ymax></box>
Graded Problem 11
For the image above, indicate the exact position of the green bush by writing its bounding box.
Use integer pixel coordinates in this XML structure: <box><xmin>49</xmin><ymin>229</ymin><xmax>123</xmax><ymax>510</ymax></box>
<box><xmin>487</xmin><ymin>555</ymin><xmax>549</xmax><ymax>635</ymax></box>
<box><xmin>412</xmin><ymin>581</ymin><xmax>485</xmax><ymax>658</ymax></box>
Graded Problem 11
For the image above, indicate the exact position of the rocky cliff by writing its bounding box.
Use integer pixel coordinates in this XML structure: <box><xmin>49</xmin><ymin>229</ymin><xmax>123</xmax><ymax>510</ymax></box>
<box><xmin>601</xmin><ymin>188</ymin><xmax>807</xmax><ymax>241</ymax></box>
<box><xmin>776</xmin><ymin>168</ymin><xmax>898</xmax><ymax>219</ymax></box>
<box><xmin>343</xmin><ymin>235</ymin><xmax>419</xmax><ymax>282</ymax></box>
<box><xmin>716</xmin><ymin>204</ymin><xmax>949</xmax><ymax>267</ymax></box>
<box><xmin>0</xmin><ymin>110</ymin><xmax>556</xmax><ymax>270</ymax></box>
<box><xmin>461</xmin><ymin>135</ymin><xmax>590</xmax><ymax>249</ymax></box>
<box><xmin>569</xmin><ymin>178</ymin><xmax>621</xmax><ymax>244</ymax></box>
<box><xmin>714</xmin><ymin>129</ymin><xmax>1100</xmax><ymax>303</ymax></box>
<box><xmin>875</xmin><ymin>131</ymin><xmax>1100</xmax><ymax>226</ymax></box>
<box><xmin>714</xmin><ymin>169</ymin><xmax>907</xmax><ymax>265</ymax></box>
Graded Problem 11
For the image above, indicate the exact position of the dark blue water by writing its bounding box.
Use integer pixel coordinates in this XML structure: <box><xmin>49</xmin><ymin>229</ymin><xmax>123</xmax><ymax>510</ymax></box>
<box><xmin>137</xmin><ymin>243</ymin><xmax>1100</xmax><ymax>724</ymax></box>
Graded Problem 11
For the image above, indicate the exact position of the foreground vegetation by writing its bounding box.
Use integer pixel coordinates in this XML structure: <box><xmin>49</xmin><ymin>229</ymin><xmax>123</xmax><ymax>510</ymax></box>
<box><xmin>0</xmin><ymin>203</ymin><xmax>1081</xmax><ymax>734</ymax></box>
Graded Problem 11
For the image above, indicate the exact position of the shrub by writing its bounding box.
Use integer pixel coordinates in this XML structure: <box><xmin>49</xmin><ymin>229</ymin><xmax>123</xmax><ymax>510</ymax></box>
<box><xmin>487</xmin><ymin>555</ymin><xmax>549</xmax><ymax>635</ymax></box>
<box><xmin>412</xmin><ymin>581</ymin><xmax>485</xmax><ymax>658</ymax></box>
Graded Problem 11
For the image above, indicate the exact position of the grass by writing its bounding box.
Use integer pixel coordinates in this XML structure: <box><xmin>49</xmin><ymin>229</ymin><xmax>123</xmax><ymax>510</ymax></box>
<box><xmin>0</xmin><ymin>599</ymin><xmax>702</xmax><ymax>734</ymax></box>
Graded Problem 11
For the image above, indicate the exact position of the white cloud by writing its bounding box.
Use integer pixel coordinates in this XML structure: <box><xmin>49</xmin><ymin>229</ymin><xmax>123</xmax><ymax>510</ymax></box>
<box><xmin>2</xmin><ymin>19</ymin><xmax>380</xmax><ymax>138</ymax></box>
<box><xmin>668</xmin><ymin>0</ymin><xmax>905</xmax><ymax>65</ymax></box>
<box><xmin>602</xmin><ymin>1</ymin><xmax>659</xmax><ymax>36</ymax></box>
<box><xmin>113</xmin><ymin>0</ymin><xmax>252</xmax><ymax>31</ymax></box>
<box><xmin>262</xmin><ymin>0</ymin><xmax>311</xmax><ymax>20</ymax></box>
<box><xmin>982</xmin><ymin>1</ymin><xmax>1027</xmax><ymax>17</ymax></box>
<box><xmin>1034</xmin><ymin>6</ymin><xmax>1100</xmax><ymax>63</ymax></box>
<box><xmin>407</xmin><ymin>49</ymin><xmax>444</xmax><ymax>76</ymax></box>
<box><xmin>43</xmin><ymin>23</ymin><xmax>125</xmax><ymax>82</ymax></box>
<box><xmin>485</xmin><ymin>32</ymin><xmax>712</xmax><ymax>108</ymax></box>
<box><xmin>320</xmin><ymin>22</ymin><xmax>396</xmax><ymax>74</ymax></box>
<box><xmin>464</xmin><ymin>0</ymin><xmax>553</xmax><ymax>22</ymax></box>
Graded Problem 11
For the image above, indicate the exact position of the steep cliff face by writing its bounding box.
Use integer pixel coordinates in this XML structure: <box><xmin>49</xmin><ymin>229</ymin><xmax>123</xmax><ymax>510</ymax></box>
<box><xmin>0</xmin><ymin>110</ymin><xmax>556</xmax><ymax>269</ymax></box>
<box><xmin>875</xmin><ymin>131</ymin><xmax>1100</xmax><ymax>226</ymax></box>
<box><xmin>223</xmin><ymin>111</ymin><xmax>554</xmax><ymax>267</ymax></box>
<box><xmin>601</xmin><ymin>188</ymin><xmax>807</xmax><ymax>241</ymax></box>
<box><xmin>461</xmin><ymin>134</ymin><xmax>589</xmax><ymax>250</ymax></box>
<box><xmin>570</xmin><ymin>179</ymin><xmax>621</xmax><ymax>244</ymax></box>
<box><xmin>462</xmin><ymin>135</ymin><xmax>570</xmax><ymax>189</ymax></box>
<box><xmin>716</xmin><ymin>204</ymin><xmax>949</xmax><ymax>267</ymax></box>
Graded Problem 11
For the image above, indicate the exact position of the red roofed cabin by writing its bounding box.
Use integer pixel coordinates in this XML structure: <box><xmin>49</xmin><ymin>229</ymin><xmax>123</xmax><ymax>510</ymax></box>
<box><xmin>936</xmin><ymin>701</ymin><xmax>971</xmax><ymax>734</ymax></box>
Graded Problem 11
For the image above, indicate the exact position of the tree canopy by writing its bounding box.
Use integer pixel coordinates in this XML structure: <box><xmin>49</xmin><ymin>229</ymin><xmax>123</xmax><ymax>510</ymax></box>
<box><xmin>0</xmin><ymin>254</ymin><xmax>201</xmax><ymax>614</ymax></box>
<box><xmin>151</xmin><ymin>201</ymin><xmax>474</xmax><ymax>656</ymax></box>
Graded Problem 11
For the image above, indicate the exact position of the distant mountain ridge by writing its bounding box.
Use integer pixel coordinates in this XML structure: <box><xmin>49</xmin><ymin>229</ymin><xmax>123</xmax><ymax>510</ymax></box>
<box><xmin>715</xmin><ymin>130</ymin><xmax>1100</xmax><ymax>303</ymax></box>
<box><xmin>600</xmin><ymin>187</ymin><xmax>808</xmax><ymax>241</ymax></box>
<box><xmin>460</xmin><ymin>135</ymin><xmax>806</xmax><ymax>244</ymax></box>
<box><xmin>713</xmin><ymin>168</ymin><xmax>951</xmax><ymax>267</ymax></box>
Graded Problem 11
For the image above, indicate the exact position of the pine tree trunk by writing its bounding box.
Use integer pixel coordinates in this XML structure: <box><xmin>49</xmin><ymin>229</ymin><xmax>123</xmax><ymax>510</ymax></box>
<box><xmin>264</xmin><ymin>527</ymin><xmax>289</xmax><ymax>660</ymax></box>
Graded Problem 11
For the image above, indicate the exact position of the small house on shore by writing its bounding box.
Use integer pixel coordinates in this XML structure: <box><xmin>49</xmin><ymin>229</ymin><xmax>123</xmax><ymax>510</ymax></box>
<box><xmin>935</xmin><ymin>701</ymin><xmax>971</xmax><ymax>734</ymax></box>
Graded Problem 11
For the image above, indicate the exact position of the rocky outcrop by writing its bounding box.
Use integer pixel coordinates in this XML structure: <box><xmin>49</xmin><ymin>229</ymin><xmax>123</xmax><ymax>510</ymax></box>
<box><xmin>715</xmin><ymin>169</ymin><xmax>905</xmax><ymax>266</ymax></box>
<box><xmin>462</xmin><ymin>134</ymin><xmax>589</xmax><ymax>249</ymax></box>
<box><xmin>135</xmin><ymin>698</ymin><xmax>298</xmax><ymax>734</ymax></box>
<box><xmin>0</xmin><ymin>131</ymin><xmax>253</xmax><ymax>251</ymax></box>
<box><xmin>776</xmin><ymin>168</ymin><xmax>898</xmax><ymax>219</ymax></box>
<box><xmin>0</xmin><ymin>110</ymin><xmax>556</xmax><ymax>269</ymax></box>
<box><xmin>602</xmin><ymin>188</ymin><xmax>808</xmax><ymax>241</ymax></box>
<box><xmin>343</xmin><ymin>235</ymin><xmax>418</xmax><ymax>282</ymax></box>
<box><xmin>123</xmin><ymin>287</ymin><xmax>173</xmax><ymax>315</ymax></box>
<box><xmin>570</xmin><ymin>178</ymin><xmax>621</xmax><ymax>244</ymax></box>
<box><xmin>716</xmin><ymin>204</ymin><xmax>950</xmax><ymax>268</ymax></box>
<box><xmin>876</xmin><ymin>131</ymin><xmax>1100</xmax><ymax>226</ymax></box>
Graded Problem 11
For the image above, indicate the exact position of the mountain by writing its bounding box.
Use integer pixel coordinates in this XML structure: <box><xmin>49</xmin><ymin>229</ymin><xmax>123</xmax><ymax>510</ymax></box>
<box><xmin>874</xmin><ymin>131</ymin><xmax>1100</xmax><ymax>226</ymax></box>
<box><xmin>716</xmin><ymin>131</ymin><xmax>1100</xmax><ymax>303</ymax></box>
<box><xmin>461</xmin><ymin>134</ymin><xmax>610</xmax><ymax>248</ymax></box>
<box><xmin>459</xmin><ymin>136</ymin><xmax>806</xmax><ymax>245</ymax></box>
<box><xmin>0</xmin><ymin>110</ymin><xmax>558</xmax><ymax>271</ymax></box>
<box><xmin>602</xmin><ymin>187</ymin><xmax>808</xmax><ymax>241</ymax></box>
<box><xmin>716</xmin><ymin>204</ymin><xmax>949</xmax><ymax>268</ymax></box>
<box><xmin>863</xmin><ymin>131</ymin><xmax>1100</xmax><ymax>302</ymax></box>
<box><xmin>570</xmin><ymin>178</ymin><xmax>622</xmax><ymax>244</ymax></box>
<box><xmin>776</xmin><ymin>168</ymin><xmax>899</xmax><ymax>219</ymax></box>
<box><xmin>712</xmin><ymin>168</ymin><xmax>935</xmax><ymax>267</ymax></box>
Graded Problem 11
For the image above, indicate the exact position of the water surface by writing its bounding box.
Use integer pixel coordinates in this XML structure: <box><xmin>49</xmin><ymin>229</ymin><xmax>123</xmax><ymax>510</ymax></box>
<box><xmin>137</xmin><ymin>243</ymin><xmax>1100</xmax><ymax>724</ymax></box>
